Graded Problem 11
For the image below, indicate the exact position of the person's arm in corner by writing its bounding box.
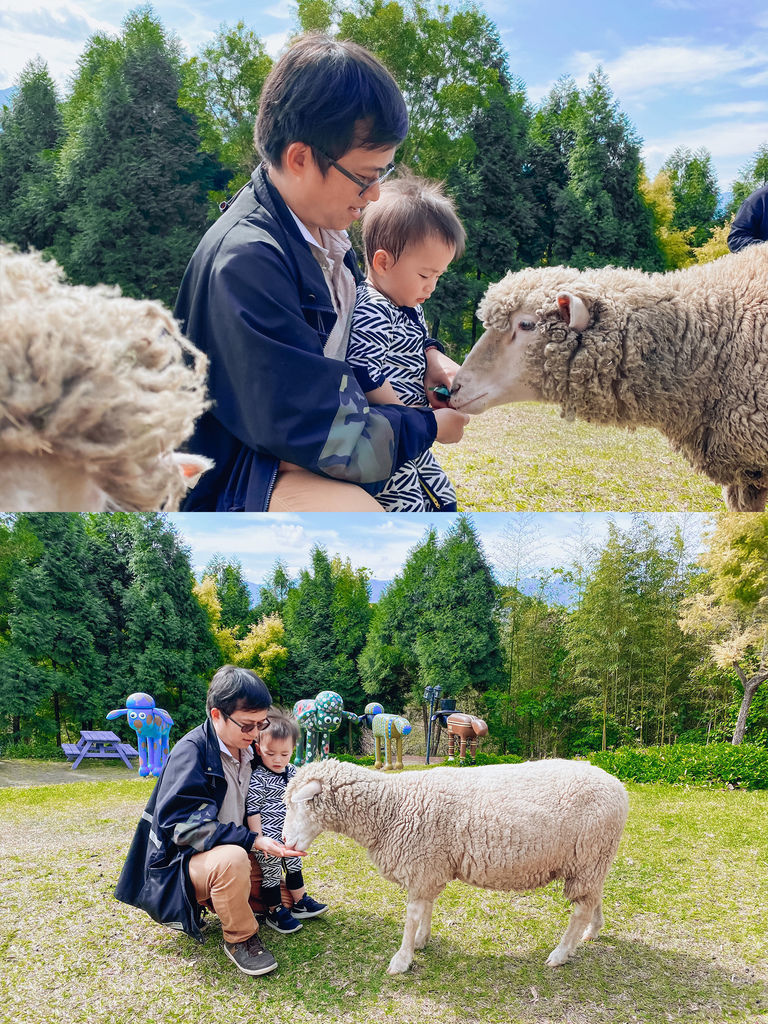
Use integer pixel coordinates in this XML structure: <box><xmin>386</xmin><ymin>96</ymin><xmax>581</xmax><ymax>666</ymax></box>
<box><xmin>728</xmin><ymin>191</ymin><xmax>768</xmax><ymax>252</ymax></box>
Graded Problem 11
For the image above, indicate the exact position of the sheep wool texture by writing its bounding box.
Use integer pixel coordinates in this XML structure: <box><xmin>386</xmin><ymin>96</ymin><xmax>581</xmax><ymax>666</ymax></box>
<box><xmin>285</xmin><ymin>758</ymin><xmax>628</xmax><ymax>904</ymax></box>
<box><xmin>477</xmin><ymin>246</ymin><xmax>768</xmax><ymax>510</ymax></box>
<box><xmin>0</xmin><ymin>247</ymin><xmax>210</xmax><ymax>510</ymax></box>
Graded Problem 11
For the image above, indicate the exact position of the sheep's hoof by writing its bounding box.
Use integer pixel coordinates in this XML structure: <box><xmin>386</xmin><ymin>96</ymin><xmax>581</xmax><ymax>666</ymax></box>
<box><xmin>545</xmin><ymin>947</ymin><xmax>570</xmax><ymax>967</ymax></box>
<box><xmin>387</xmin><ymin>952</ymin><xmax>412</xmax><ymax>974</ymax></box>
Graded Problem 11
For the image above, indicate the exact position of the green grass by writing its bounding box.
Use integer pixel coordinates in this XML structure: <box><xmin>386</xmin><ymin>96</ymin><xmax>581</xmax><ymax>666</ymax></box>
<box><xmin>437</xmin><ymin>404</ymin><xmax>722</xmax><ymax>511</ymax></box>
<box><xmin>1</xmin><ymin>778</ymin><xmax>766</xmax><ymax>1024</ymax></box>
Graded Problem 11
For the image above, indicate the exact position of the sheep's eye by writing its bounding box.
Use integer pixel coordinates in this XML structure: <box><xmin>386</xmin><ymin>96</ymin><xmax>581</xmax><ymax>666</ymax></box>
<box><xmin>518</xmin><ymin>319</ymin><xmax>536</xmax><ymax>332</ymax></box>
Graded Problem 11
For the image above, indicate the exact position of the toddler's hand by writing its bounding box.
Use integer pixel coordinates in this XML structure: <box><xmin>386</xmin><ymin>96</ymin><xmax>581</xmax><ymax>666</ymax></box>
<box><xmin>434</xmin><ymin>408</ymin><xmax>469</xmax><ymax>444</ymax></box>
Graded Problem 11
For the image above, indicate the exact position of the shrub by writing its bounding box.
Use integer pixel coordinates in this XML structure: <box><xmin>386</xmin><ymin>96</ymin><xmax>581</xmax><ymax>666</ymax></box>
<box><xmin>1</xmin><ymin>739</ymin><xmax>66</xmax><ymax>761</ymax></box>
<box><xmin>588</xmin><ymin>743</ymin><xmax>768</xmax><ymax>789</ymax></box>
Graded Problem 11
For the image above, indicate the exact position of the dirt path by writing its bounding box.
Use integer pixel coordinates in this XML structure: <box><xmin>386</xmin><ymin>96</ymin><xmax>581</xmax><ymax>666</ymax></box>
<box><xmin>0</xmin><ymin>758</ymin><xmax>140</xmax><ymax>788</ymax></box>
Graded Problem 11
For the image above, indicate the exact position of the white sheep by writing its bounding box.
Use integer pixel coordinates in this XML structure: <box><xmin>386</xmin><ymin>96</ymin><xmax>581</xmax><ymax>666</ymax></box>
<box><xmin>0</xmin><ymin>246</ymin><xmax>212</xmax><ymax>511</ymax></box>
<box><xmin>449</xmin><ymin>247</ymin><xmax>768</xmax><ymax>511</ymax></box>
<box><xmin>283</xmin><ymin>758</ymin><xmax>628</xmax><ymax>974</ymax></box>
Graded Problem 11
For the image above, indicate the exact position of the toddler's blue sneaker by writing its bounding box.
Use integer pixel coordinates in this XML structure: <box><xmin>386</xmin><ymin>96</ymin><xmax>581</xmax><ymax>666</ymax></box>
<box><xmin>291</xmin><ymin>894</ymin><xmax>328</xmax><ymax>919</ymax></box>
<box><xmin>265</xmin><ymin>905</ymin><xmax>303</xmax><ymax>934</ymax></box>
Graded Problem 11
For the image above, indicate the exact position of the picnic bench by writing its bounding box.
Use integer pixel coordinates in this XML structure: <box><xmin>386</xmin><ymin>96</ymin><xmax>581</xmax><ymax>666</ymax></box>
<box><xmin>61</xmin><ymin>730</ymin><xmax>138</xmax><ymax>770</ymax></box>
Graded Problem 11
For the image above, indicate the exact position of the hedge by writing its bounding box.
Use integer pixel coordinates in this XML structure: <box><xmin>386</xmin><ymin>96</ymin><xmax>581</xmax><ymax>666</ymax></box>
<box><xmin>587</xmin><ymin>743</ymin><xmax>768</xmax><ymax>789</ymax></box>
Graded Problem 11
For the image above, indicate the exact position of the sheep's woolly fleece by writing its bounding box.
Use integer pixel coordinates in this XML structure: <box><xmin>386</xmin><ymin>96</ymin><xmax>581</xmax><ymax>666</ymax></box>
<box><xmin>284</xmin><ymin>758</ymin><xmax>628</xmax><ymax>903</ymax></box>
<box><xmin>477</xmin><ymin>246</ymin><xmax>768</xmax><ymax>508</ymax></box>
<box><xmin>0</xmin><ymin>247</ymin><xmax>209</xmax><ymax>510</ymax></box>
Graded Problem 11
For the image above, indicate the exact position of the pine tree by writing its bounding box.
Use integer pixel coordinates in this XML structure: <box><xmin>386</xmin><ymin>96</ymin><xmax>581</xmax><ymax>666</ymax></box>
<box><xmin>8</xmin><ymin>514</ymin><xmax>107</xmax><ymax>746</ymax></box>
<box><xmin>54</xmin><ymin>8</ymin><xmax>222</xmax><ymax>305</ymax></box>
<box><xmin>0</xmin><ymin>59</ymin><xmax>65</xmax><ymax>250</ymax></box>
<box><xmin>122</xmin><ymin>515</ymin><xmax>219</xmax><ymax>733</ymax></box>
<box><xmin>662</xmin><ymin>146</ymin><xmax>719</xmax><ymax>249</ymax></box>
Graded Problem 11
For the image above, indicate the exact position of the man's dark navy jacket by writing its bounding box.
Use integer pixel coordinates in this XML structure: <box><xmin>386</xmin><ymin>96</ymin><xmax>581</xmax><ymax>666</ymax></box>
<box><xmin>175</xmin><ymin>165</ymin><xmax>438</xmax><ymax>510</ymax></box>
<box><xmin>728</xmin><ymin>184</ymin><xmax>768</xmax><ymax>253</ymax></box>
<box><xmin>114</xmin><ymin>719</ymin><xmax>258</xmax><ymax>941</ymax></box>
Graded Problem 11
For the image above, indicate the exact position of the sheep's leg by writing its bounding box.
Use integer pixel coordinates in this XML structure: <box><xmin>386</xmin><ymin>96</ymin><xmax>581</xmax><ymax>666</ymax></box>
<box><xmin>581</xmin><ymin>901</ymin><xmax>604</xmax><ymax>941</ymax></box>
<box><xmin>374</xmin><ymin>736</ymin><xmax>383</xmax><ymax>770</ymax></box>
<box><xmin>414</xmin><ymin>899</ymin><xmax>433</xmax><ymax>949</ymax></box>
<box><xmin>545</xmin><ymin>898</ymin><xmax>597</xmax><ymax>967</ymax></box>
<box><xmin>388</xmin><ymin>897</ymin><xmax>431</xmax><ymax>974</ymax></box>
<box><xmin>382</xmin><ymin>732</ymin><xmax>393</xmax><ymax>771</ymax></box>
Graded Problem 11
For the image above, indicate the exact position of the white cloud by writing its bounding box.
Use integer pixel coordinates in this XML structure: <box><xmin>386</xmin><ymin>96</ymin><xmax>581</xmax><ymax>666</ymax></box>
<box><xmin>263</xmin><ymin>0</ymin><xmax>295</xmax><ymax>20</ymax></box>
<box><xmin>643</xmin><ymin>118</ymin><xmax>768</xmax><ymax>180</ymax></box>
<box><xmin>696</xmin><ymin>100</ymin><xmax>768</xmax><ymax>118</ymax></box>
<box><xmin>262</xmin><ymin>29</ymin><xmax>291</xmax><ymax>58</ymax></box>
<box><xmin>528</xmin><ymin>41</ymin><xmax>768</xmax><ymax>105</ymax></box>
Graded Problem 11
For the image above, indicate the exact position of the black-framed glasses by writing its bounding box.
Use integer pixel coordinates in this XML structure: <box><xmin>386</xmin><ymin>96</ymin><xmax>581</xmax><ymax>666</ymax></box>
<box><xmin>315</xmin><ymin>148</ymin><xmax>396</xmax><ymax>198</ymax></box>
<box><xmin>222</xmin><ymin>711</ymin><xmax>270</xmax><ymax>735</ymax></box>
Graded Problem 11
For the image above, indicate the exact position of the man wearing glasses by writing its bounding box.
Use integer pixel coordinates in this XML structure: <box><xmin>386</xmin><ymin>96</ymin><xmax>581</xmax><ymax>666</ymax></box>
<box><xmin>176</xmin><ymin>34</ymin><xmax>468</xmax><ymax>512</ymax></box>
<box><xmin>116</xmin><ymin>666</ymin><xmax>305</xmax><ymax>976</ymax></box>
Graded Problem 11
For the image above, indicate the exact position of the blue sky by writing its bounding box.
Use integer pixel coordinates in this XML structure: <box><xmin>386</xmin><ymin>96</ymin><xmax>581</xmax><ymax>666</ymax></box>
<box><xmin>165</xmin><ymin>511</ymin><xmax>708</xmax><ymax>586</ymax></box>
<box><xmin>1</xmin><ymin>0</ymin><xmax>767</xmax><ymax>192</ymax></box>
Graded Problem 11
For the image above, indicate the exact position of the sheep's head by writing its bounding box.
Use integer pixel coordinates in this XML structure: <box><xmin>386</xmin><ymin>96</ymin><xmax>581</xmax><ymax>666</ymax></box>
<box><xmin>283</xmin><ymin>773</ymin><xmax>327</xmax><ymax>852</ymax></box>
<box><xmin>450</xmin><ymin>266</ymin><xmax>594</xmax><ymax>414</ymax></box>
<box><xmin>0</xmin><ymin>246</ymin><xmax>212</xmax><ymax>511</ymax></box>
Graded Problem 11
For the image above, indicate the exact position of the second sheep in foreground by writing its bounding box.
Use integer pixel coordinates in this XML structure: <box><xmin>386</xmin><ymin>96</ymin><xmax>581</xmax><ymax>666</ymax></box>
<box><xmin>283</xmin><ymin>758</ymin><xmax>628</xmax><ymax>974</ymax></box>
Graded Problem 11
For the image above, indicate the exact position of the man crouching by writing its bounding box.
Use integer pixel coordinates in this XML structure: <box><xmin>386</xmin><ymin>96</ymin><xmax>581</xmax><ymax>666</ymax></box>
<box><xmin>115</xmin><ymin>666</ymin><xmax>306</xmax><ymax>975</ymax></box>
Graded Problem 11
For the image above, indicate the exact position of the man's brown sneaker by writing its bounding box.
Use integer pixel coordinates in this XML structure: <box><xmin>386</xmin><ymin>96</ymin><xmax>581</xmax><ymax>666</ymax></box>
<box><xmin>223</xmin><ymin>932</ymin><xmax>278</xmax><ymax>976</ymax></box>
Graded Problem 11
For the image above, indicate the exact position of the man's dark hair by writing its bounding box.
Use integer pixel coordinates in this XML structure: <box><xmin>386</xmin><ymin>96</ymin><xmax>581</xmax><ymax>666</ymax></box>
<box><xmin>255</xmin><ymin>34</ymin><xmax>408</xmax><ymax>170</ymax></box>
<box><xmin>361</xmin><ymin>172</ymin><xmax>466</xmax><ymax>266</ymax></box>
<box><xmin>206</xmin><ymin>665</ymin><xmax>272</xmax><ymax>716</ymax></box>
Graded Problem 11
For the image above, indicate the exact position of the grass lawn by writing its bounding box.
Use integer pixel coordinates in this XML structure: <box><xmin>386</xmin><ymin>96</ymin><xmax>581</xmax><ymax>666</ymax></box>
<box><xmin>437</xmin><ymin>404</ymin><xmax>722</xmax><ymax>512</ymax></box>
<box><xmin>1</xmin><ymin>772</ymin><xmax>766</xmax><ymax>1024</ymax></box>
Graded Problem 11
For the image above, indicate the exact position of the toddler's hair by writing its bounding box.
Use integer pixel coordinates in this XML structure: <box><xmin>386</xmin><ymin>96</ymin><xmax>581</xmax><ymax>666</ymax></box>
<box><xmin>260</xmin><ymin>713</ymin><xmax>300</xmax><ymax>747</ymax></box>
<box><xmin>361</xmin><ymin>172</ymin><xmax>465</xmax><ymax>267</ymax></box>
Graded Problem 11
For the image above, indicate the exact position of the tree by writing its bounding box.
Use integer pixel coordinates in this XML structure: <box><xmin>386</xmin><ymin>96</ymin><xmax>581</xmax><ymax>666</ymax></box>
<box><xmin>0</xmin><ymin>59</ymin><xmax>65</xmax><ymax>250</ymax></box>
<box><xmin>54</xmin><ymin>7</ymin><xmax>222</xmax><ymax>305</ymax></box>
<box><xmin>236</xmin><ymin>614</ymin><xmax>290</xmax><ymax>697</ymax></box>
<box><xmin>640</xmin><ymin>169</ymin><xmax>694</xmax><ymax>269</ymax></box>
<box><xmin>282</xmin><ymin>547</ymin><xmax>372</xmax><ymax>709</ymax></box>
<box><xmin>550</xmin><ymin>70</ymin><xmax>662</xmax><ymax>270</ymax></box>
<box><xmin>726</xmin><ymin>143</ymin><xmax>768</xmax><ymax>216</ymax></box>
<box><xmin>122</xmin><ymin>515</ymin><xmax>220</xmax><ymax>734</ymax></box>
<box><xmin>179</xmin><ymin>21</ymin><xmax>272</xmax><ymax>190</ymax></box>
<box><xmin>415</xmin><ymin>516</ymin><xmax>504</xmax><ymax>696</ymax></box>
<box><xmin>358</xmin><ymin>529</ymin><xmax>440</xmax><ymax>707</ymax></box>
<box><xmin>7</xmin><ymin>514</ymin><xmax>107</xmax><ymax>745</ymax></box>
<box><xmin>253</xmin><ymin>559</ymin><xmax>294</xmax><ymax>621</ymax></box>
<box><xmin>202</xmin><ymin>556</ymin><xmax>252</xmax><ymax>631</ymax></box>
<box><xmin>429</xmin><ymin>88</ymin><xmax>539</xmax><ymax>352</ymax></box>
<box><xmin>680</xmin><ymin>513</ymin><xmax>768</xmax><ymax>744</ymax></box>
<box><xmin>297</xmin><ymin>0</ymin><xmax>508</xmax><ymax>177</ymax></box>
<box><xmin>662</xmin><ymin>146</ymin><xmax>719</xmax><ymax>249</ymax></box>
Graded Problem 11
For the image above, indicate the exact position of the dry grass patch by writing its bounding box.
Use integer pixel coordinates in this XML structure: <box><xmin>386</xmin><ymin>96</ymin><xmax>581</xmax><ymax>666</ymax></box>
<box><xmin>0</xmin><ymin>777</ymin><xmax>766</xmax><ymax>1024</ymax></box>
<box><xmin>437</xmin><ymin>404</ymin><xmax>722</xmax><ymax>512</ymax></box>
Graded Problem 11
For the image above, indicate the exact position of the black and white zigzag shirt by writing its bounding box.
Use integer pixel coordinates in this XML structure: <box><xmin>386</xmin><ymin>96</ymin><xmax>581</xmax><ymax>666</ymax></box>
<box><xmin>246</xmin><ymin>761</ymin><xmax>296</xmax><ymax>840</ymax></box>
<box><xmin>347</xmin><ymin>282</ymin><xmax>457</xmax><ymax>511</ymax></box>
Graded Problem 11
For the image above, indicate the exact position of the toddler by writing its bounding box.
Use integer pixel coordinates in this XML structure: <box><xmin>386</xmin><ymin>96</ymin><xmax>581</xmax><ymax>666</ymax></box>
<box><xmin>346</xmin><ymin>173</ymin><xmax>466</xmax><ymax>511</ymax></box>
<box><xmin>246</xmin><ymin>715</ymin><xmax>328</xmax><ymax>933</ymax></box>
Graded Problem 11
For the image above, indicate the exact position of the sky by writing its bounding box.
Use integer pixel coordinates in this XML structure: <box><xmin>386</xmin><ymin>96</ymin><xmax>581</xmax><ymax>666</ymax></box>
<box><xmin>165</xmin><ymin>511</ymin><xmax>709</xmax><ymax>587</ymax></box>
<box><xmin>1</xmin><ymin>0</ymin><xmax>767</xmax><ymax>193</ymax></box>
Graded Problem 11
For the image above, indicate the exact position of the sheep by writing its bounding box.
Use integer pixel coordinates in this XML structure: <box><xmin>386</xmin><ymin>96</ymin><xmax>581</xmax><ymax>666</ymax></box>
<box><xmin>449</xmin><ymin>246</ymin><xmax>768</xmax><ymax>511</ymax></box>
<box><xmin>283</xmin><ymin>757</ymin><xmax>628</xmax><ymax>974</ymax></box>
<box><xmin>0</xmin><ymin>246</ymin><xmax>212</xmax><ymax>511</ymax></box>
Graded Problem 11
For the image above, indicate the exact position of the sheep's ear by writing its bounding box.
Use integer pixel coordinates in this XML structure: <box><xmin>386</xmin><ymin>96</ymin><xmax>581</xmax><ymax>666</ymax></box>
<box><xmin>171</xmin><ymin>453</ymin><xmax>214</xmax><ymax>486</ymax></box>
<box><xmin>556</xmin><ymin>292</ymin><xmax>591</xmax><ymax>330</ymax></box>
<box><xmin>292</xmin><ymin>780</ymin><xmax>323</xmax><ymax>802</ymax></box>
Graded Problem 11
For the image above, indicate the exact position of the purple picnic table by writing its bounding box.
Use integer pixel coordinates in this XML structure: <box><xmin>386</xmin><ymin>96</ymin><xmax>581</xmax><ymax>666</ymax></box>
<box><xmin>63</xmin><ymin>730</ymin><xmax>137</xmax><ymax>770</ymax></box>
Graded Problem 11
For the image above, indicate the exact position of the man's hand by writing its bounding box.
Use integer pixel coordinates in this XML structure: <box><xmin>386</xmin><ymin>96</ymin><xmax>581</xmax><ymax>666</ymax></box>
<box><xmin>252</xmin><ymin>834</ymin><xmax>307</xmax><ymax>858</ymax></box>
<box><xmin>424</xmin><ymin>347</ymin><xmax>461</xmax><ymax>409</ymax></box>
<box><xmin>433</xmin><ymin>408</ymin><xmax>470</xmax><ymax>444</ymax></box>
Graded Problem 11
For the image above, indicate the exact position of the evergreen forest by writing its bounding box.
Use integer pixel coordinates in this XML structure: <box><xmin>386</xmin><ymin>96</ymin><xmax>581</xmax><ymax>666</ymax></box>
<box><xmin>1</xmin><ymin>512</ymin><xmax>766</xmax><ymax>761</ymax></box>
